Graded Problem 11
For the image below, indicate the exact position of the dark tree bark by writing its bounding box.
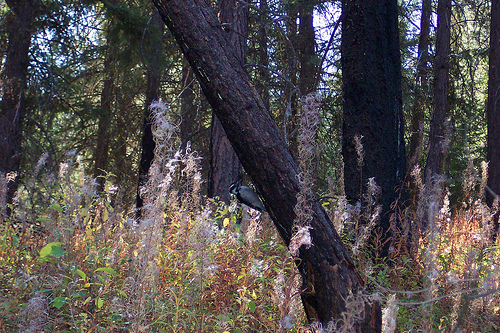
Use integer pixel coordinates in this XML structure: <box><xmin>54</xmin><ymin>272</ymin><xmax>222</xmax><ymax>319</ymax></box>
<box><xmin>207</xmin><ymin>0</ymin><xmax>247</xmax><ymax>203</ymax></box>
<box><xmin>408</xmin><ymin>0</ymin><xmax>432</xmax><ymax>173</ymax></box>
<box><xmin>424</xmin><ymin>0</ymin><xmax>451</xmax><ymax>184</ymax></box>
<box><xmin>283</xmin><ymin>5</ymin><xmax>299</xmax><ymax>149</ymax></box>
<box><xmin>283</xmin><ymin>1</ymin><xmax>319</xmax><ymax>158</ymax></box>
<box><xmin>93</xmin><ymin>56</ymin><xmax>114</xmax><ymax>192</ymax></box>
<box><xmin>298</xmin><ymin>1</ymin><xmax>317</xmax><ymax>96</ymax></box>
<box><xmin>179</xmin><ymin>57</ymin><xmax>196</xmax><ymax>150</ymax></box>
<box><xmin>0</xmin><ymin>0</ymin><xmax>40</xmax><ymax>216</ymax></box>
<box><xmin>487</xmin><ymin>0</ymin><xmax>500</xmax><ymax>232</ymax></box>
<box><xmin>136</xmin><ymin>11</ymin><xmax>164</xmax><ymax>214</ymax></box>
<box><xmin>152</xmin><ymin>0</ymin><xmax>381</xmax><ymax>330</ymax></box>
<box><xmin>408</xmin><ymin>0</ymin><xmax>432</xmax><ymax>209</ymax></box>
<box><xmin>207</xmin><ymin>115</ymin><xmax>242</xmax><ymax>203</ymax></box>
<box><xmin>341</xmin><ymin>0</ymin><xmax>407</xmax><ymax>255</ymax></box>
<box><xmin>255</xmin><ymin>0</ymin><xmax>270</xmax><ymax>111</ymax></box>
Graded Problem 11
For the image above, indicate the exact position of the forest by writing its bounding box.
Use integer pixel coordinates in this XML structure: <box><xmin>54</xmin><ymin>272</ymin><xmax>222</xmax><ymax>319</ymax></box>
<box><xmin>1</xmin><ymin>0</ymin><xmax>500</xmax><ymax>332</ymax></box>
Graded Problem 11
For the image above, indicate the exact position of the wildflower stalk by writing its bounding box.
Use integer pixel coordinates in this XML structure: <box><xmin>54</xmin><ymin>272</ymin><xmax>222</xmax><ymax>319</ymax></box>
<box><xmin>290</xmin><ymin>93</ymin><xmax>319</xmax><ymax>256</ymax></box>
<box><xmin>131</xmin><ymin>101</ymin><xmax>179</xmax><ymax>329</ymax></box>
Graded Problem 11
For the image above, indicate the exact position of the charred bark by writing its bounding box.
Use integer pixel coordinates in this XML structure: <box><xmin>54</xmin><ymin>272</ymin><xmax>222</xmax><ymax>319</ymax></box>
<box><xmin>136</xmin><ymin>11</ymin><xmax>164</xmax><ymax>215</ymax></box>
<box><xmin>0</xmin><ymin>0</ymin><xmax>40</xmax><ymax>216</ymax></box>
<box><xmin>298</xmin><ymin>1</ymin><xmax>317</xmax><ymax>96</ymax></box>
<box><xmin>180</xmin><ymin>58</ymin><xmax>196</xmax><ymax>151</ymax></box>
<box><xmin>93</xmin><ymin>57</ymin><xmax>113</xmax><ymax>193</ymax></box>
<box><xmin>408</xmin><ymin>0</ymin><xmax>432</xmax><ymax>173</ymax></box>
<box><xmin>424</xmin><ymin>0</ymin><xmax>451</xmax><ymax>184</ymax></box>
<box><xmin>255</xmin><ymin>0</ymin><xmax>270</xmax><ymax>111</ymax></box>
<box><xmin>152</xmin><ymin>0</ymin><xmax>381</xmax><ymax>330</ymax></box>
<box><xmin>341</xmin><ymin>0</ymin><xmax>407</xmax><ymax>255</ymax></box>
<box><xmin>207</xmin><ymin>0</ymin><xmax>247</xmax><ymax>203</ymax></box>
<box><xmin>487</xmin><ymin>0</ymin><xmax>500</xmax><ymax>234</ymax></box>
<box><xmin>419</xmin><ymin>0</ymin><xmax>451</xmax><ymax>232</ymax></box>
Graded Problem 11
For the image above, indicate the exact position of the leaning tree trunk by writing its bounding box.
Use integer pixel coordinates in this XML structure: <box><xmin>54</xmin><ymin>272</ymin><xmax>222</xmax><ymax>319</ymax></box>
<box><xmin>152</xmin><ymin>0</ymin><xmax>381</xmax><ymax>330</ymax></box>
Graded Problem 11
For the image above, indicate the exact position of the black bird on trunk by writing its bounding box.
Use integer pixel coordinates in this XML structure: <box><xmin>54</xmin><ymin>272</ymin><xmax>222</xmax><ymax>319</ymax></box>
<box><xmin>229</xmin><ymin>180</ymin><xmax>266</xmax><ymax>212</ymax></box>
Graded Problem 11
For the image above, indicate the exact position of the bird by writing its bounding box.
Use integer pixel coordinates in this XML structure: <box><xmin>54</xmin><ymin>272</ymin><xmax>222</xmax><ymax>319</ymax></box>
<box><xmin>229</xmin><ymin>180</ymin><xmax>266</xmax><ymax>212</ymax></box>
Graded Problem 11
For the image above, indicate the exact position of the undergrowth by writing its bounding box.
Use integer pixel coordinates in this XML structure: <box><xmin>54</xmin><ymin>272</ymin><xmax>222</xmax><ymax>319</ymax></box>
<box><xmin>1</xmin><ymin>101</ymin><xmax>499</xmax><ymax>332</ymax></box>
<box><xmin>0</xmin><ymin>171</ymin><xmax>306</xmax><ymax>332</ymax></box>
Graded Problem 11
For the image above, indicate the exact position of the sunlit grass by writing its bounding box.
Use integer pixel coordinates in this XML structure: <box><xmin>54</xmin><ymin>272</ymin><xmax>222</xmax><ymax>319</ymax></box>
<box><xmin>1</xmin><ymin>102</ymin><xmax>500</xmax><ymax>332</ymax></box>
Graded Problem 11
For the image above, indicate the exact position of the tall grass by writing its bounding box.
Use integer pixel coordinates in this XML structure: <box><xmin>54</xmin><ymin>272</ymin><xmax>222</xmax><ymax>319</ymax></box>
<box><xmin>0</xmin><ymin>101</ymin><xmax>305</xmax><ymax>332</ymax></box>
<box><xmin>1</xmin><ymin>99</ymin><xmax>500</xmax><ymax>332</ymax></box>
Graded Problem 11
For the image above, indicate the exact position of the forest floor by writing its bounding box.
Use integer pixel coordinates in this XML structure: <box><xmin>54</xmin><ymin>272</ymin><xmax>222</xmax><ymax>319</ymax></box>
<box><xmin>2</xmin><ymin>159</ymin><xmax>500</xmax><ymax>332</ymax></box>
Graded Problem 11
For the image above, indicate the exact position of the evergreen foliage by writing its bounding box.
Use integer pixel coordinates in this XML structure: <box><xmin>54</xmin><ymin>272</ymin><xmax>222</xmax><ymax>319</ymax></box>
<box><xmin>1</xmin><ymin>0</ymin><xmax>500</xmax><ymax>331</ymax></box>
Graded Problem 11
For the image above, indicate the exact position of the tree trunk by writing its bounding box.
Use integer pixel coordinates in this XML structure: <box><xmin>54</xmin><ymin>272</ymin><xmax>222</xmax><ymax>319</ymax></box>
<box><xmin>180</xmin><ymin>58</ymin><xmax>195</xmax><ymax>150</ymax></box>
<box><xmin>419</xmin><ymin>0</ymin><xmax>451</xmax><ymax>233</ymax></box>
<box><xmin>424</xmin><ymin>0</ymin><xmax>451</xmax><ymax>183</ymax></box>
<box><xmin>408</xmin><ymin>0</ymin><xmax>432</xmax><ymax>173</ymax></box>
<box><xmin>207</xmin><ymin>0</ymin><xmax>247</xmax><ymax>203</ymax></box>
<box><xmin>136</xmin><ymin>11</ymin><xmax>164</xmax><ymax>214</ymax></box>
<box><xmin>298</xmin><ymin>1</ymin><xmax>317</xmax><ymax>96</ymax></box>
<box><xmin>93</xmin><ymin>56</ymin><xmax>113</xmax><ymax>192</ymax></box>
<box><xmin>341</xmin><ymin>0</ymin><xmax>407</xmax><ymax>256</ymax></box>
<box><xmin>487</xmin><ymin>0</ymin><xmax>500</xmax><ymax>233</ymax></box>
<box><xmin>424</xmin><ymin>0</ymin><xmax>451</xmax><ymax>184</ymax></box>
<box><xmin>255</xmin><ymin>0</ymin><xmax>270</xmax><ymax>111</ymax></box>
<box><xmin>0</xmin><ymin>0</ymin><xmax>40</xmax><ymax>216</ymax></box>
<box><xmin>283</xmin><ymin>6</ymin><xmax>299</xmax><ymax>150</ymax></box>
<box><xmin>152</xmin><ymin>0</ymin><xmax>382</xmax><ymax>330</ymax></box>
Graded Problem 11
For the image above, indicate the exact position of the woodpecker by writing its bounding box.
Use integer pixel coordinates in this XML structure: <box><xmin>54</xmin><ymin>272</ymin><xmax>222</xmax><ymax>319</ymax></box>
<box><xmin>229</xmin><ymin>180</ymin><xmax>266</xmax><ymax>212</ymax></box>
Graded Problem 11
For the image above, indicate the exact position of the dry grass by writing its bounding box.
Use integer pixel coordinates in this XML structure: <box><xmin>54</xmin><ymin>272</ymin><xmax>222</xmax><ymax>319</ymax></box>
<box><xmin>1</xmin><ymin>101</ymin><xmax>500</xmax><ymax>332</ymax></box>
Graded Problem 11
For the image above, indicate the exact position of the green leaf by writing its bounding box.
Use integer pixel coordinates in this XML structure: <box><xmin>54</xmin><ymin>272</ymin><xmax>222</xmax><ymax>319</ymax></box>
<box><xmin>39</xmin><ymin>242</ymin><xmax>64</xmax><ymax>258</ymax></box>
<box><xmin>248</xmin><ymin>300</ymin><xmax>256</xmax><ymax>313</ymax></box>
<box><xmin>95</xmin><ymin>267</ymin><xmax>117</xmax><ymax>276</ymax></box>
<box><xmin>75</xmin><ymin>269</ymin><xmax>87</xmax><ymax>280</ymax></box>
<box><xmin>51</xmin><ymin>204</ymin><xmax>63</xmax><ymax>214</ymax></box>
<box><xmin>80</xmin><ymin>207</ymin><xmax>88</xmax><ymax>217</ymax></box>
<box><xmin>116</xmin><ymin>289</ymin><xmax>127</xmax><ymax>298</ymax></box>
<box><xmin>96</xmin><ymin>297</ymin><xmax>104</xmax><ymax>309</ymax></box>
<box><xmin>52</xmin><ymin>296</ymin><xmax>67</xmax><ymax>309</ymax></box>
<box><xmin>51</xmin><ymin>246</ymin><xmax>66</xmax><ymax>258</ymax></box>
<box><xmin>105</xmin><ymin>202</ymin><xmax>114</xmax><ymax>213</ymax></box>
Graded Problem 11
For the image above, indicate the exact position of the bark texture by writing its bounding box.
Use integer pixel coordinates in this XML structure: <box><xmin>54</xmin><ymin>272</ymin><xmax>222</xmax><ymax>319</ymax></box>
<box><xmin>487</xmin><ymin>0</ymin><xmax>500</xmax><ymax>232</ymax></box>
<box><xmin>136</xmin><ymin>11</ymin><xmax>164</xmax><ymax>214</ymax></box>
<box><xmin>152</xmin><ymin>0</ymin><xmax>381</xmax><ymax>330</ymax></box>
<box><xmin>341</xmin><ymin>0</ymin><xmax>407</xmax><ymax>254</ymax></box>
<box><xmin>93</xmin><ymin>55</ymin><xmax>113</xmax><ymax>192</ymax></box>
<box><xmin>298</xmin><ymin>1</ymin><xmax>317</xmax><ymax>96</ymax></box>
<box><xmin>408</xmin><ymin>0</ymin><xmax>432</xmax><ymax>172</ymax></box>
<box><xmin>0</xmin><ymin>0</ymin><xmax>40</xmax><ymax>215</ymax></box>
<box><xmin>424</xmin><ymin>0</ymin><xmax>451</xmax><ymax>183</ymax></box>
<box><xmin>255</xmin><ymin>0</ymin><xmax>270</xmax><ymax>110</ymax></box>
<box><xmin>207</xmin><ymin>0</ymin><xmax>247</xmax><ymax>203</ymax></box>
